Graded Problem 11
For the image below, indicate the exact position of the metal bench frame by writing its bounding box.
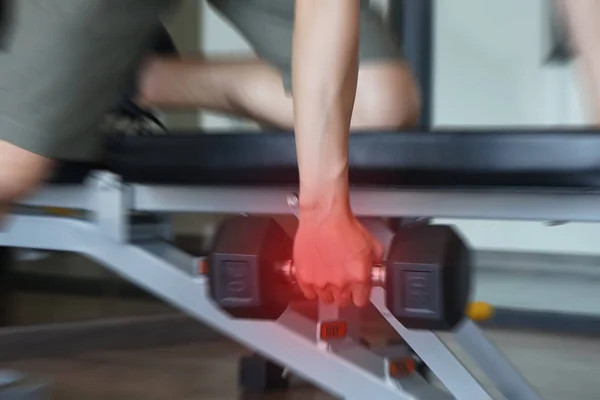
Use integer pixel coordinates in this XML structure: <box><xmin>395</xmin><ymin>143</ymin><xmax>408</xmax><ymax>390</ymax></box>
<box><xmin>0</xmin><ymin>171</ymin><xmax>556</xmax><ymax>399</ymax></box>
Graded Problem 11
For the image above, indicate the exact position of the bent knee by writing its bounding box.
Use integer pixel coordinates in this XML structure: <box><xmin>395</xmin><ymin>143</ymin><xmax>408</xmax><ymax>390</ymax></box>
<box><xmin>353</xmin><ymin>61</ymin><xmax>421</xmax><ymax>129</ymax></box>
<box><xmin>0</xmin><ymin>141</ymin><xmax>52</xmax><ymax>206</ymax></box>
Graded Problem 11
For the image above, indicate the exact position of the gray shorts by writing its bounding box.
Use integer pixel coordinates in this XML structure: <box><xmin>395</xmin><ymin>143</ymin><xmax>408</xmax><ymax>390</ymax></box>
<box><xmin>0</xmin><ymin>0</ymin><xmax>402</xmax><ymax>162</ymax></box>
<box><xmin>209</xmin><ymin>0</ymin><xmax>402</xmax><ymax>91</ymax></box>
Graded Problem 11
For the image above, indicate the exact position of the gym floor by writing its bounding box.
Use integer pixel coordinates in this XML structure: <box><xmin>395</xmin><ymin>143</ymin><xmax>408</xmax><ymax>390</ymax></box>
<box><xmin>2</xmin><ymin>294</ymin><xmax>600</xmax><ymax>399</ymax></box>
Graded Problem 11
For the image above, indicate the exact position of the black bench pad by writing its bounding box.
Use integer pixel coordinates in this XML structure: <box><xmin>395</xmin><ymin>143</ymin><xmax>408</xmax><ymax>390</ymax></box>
<box><xmin>56</xmin><ymin>129</ymin><xmax>600</xmax><ymax>189</ymax></box>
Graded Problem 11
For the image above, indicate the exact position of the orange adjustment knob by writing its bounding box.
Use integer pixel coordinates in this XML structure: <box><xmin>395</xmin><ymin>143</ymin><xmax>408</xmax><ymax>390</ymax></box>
<box><xmin>388</xmin><ymin>358</ymin><xmax>417</xmax><ymax>378</ymax></box>
<box><xmin>467</xmin><ymin>301</ymin><xmax>494</xmax><ymax>322</ymax></box>
<box><xmin>198</xmin><ymin>259</ymin><xmax>209</xmax><ymax>275</ymax></box>
<box><xmin>319</xmin><ymin>321</ymin><xmax>348</xmax><ymax>341</ymax></box>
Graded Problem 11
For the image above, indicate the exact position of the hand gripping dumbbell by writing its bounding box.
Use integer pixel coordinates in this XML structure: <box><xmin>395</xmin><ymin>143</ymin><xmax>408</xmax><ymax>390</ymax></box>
<box><xmin>209</xmin><ymin>216</ymin><xmax>473</xmax><ymax>331</ymax></box>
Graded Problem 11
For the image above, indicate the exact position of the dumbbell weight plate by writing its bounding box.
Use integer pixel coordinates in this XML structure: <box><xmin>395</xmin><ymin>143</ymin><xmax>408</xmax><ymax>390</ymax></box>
<box><xmin>209</xmin><ymin>216</ymin><xmax>293</xmax><ymax>320</ymax></box>
<box><xmin>386</xmin><ymin>224</ymin><xmax>471</xmax><ymax>331</ymax></box>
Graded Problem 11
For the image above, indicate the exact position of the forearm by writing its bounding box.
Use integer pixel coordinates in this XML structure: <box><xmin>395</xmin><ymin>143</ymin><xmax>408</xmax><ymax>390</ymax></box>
<box><xmin>557</xmin><ymin>0</ymin><xmax>600</xmax><ymax>121</ymax></box>
<box><xmin>292</xmin><ymin>0</ymin><xmax>360</xmax><ymax>215</ymax></box>
<box><xmin>558</xmin><ymin>0</ymin><xmax>600</xmax><ymax>53</ymax></box>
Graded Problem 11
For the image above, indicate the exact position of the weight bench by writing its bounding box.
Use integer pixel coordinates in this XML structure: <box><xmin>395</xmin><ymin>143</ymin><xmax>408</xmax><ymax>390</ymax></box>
<box><xmin>3</xmin><ymin>129</ymin><xmax>599</xmax><ymax>399</ymax></box>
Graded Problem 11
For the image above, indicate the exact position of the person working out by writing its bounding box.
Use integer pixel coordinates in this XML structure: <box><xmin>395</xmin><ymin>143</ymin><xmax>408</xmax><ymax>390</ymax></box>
<box><xmin>0</xmin><ymin>1</ymin><xmax>419</xmax><ymax>308</ymax></box>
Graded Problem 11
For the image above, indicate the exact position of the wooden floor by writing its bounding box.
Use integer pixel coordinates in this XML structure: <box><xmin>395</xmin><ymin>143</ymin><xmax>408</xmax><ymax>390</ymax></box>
<box><xmin>4</xmin><ymin>340</ymin><xmax>332</xmax><ymax>400</ymax></box>
<box><xmin>1</xmin><ymin>266</ymin><xmax>600</xmax><ymax>399</ymax></box>
<box><xmin>1</xmin><ymin>328</ymin><xmax>599</xmax><ymax>400</ymax></box>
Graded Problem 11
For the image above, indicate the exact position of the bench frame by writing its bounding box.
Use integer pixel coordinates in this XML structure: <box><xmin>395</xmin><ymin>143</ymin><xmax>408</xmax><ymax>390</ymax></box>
<box><xmin>0</xmin><ymin>171</ymin><xmax>551</xmax><ymax>399</ymax></box>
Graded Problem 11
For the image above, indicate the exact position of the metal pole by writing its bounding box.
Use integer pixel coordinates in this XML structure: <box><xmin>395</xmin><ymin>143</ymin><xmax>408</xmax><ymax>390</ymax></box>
<box><xmin>389</xmin><ymin>0</ymin><xmax>435</xmax><ymax>129</ymax></box>
<box><xmin>0</xmin><ymin>0</ymin><xmax>12</xmax><ymax>49</ymax></box>
<box><xmin>0</xmin><ymin>248</ymin><xmax>12</xmax><ymax>327</ymax></box>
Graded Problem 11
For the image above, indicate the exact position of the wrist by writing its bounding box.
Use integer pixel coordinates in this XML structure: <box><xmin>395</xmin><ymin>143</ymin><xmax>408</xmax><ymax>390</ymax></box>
<box><xmin>298</xmin><ymin>177</ymin><xmax>351</xmax><ymax>220</ymax></box>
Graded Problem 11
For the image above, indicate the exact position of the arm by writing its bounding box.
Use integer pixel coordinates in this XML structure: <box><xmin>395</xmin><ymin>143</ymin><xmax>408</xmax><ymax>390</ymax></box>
<box><xmin>557</xmin><ymin>0</ymin><xmax>600</xmax><ymax>123</ymax></box>
<box><xmin>292</xmin><ymin>0</ymin><xmax>360</xmax><ymax>216</ymax></box>
<box><xmin>291</xmin><ymin>1</ymin><xmax>382</xmax><ymax>308</ymax></box>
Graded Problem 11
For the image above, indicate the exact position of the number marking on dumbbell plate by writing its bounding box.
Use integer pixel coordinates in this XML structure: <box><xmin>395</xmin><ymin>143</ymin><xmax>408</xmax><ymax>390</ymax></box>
<box><xmin>222</xmin><ymin>261</ymin><xmax>253</xmax><ymax>301</ymax></box>
<box><xmin>319</xmin><ymin>321</ymin><xmax>348</xmax><ymax>340</ymax></box>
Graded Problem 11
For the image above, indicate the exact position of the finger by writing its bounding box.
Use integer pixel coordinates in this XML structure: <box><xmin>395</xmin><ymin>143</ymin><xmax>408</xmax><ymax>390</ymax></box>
<box><xmin>350</xmin><ymin>282</ymin><xmax>372</xmax><ymax>308</ymax></box>
<box><xmin>316</xmin><ymin>286</ymin><xmax>335</xmax><ymax>304</ymax></box>
<box><xmin>297</xmin><ymin>280</ymin><xmax>318</xmax><ymax>300</ymax></box>
<box><xmin>331</xmin><ymin>287</ymin><xmax>352</xmax><ymax>308</ymax></box>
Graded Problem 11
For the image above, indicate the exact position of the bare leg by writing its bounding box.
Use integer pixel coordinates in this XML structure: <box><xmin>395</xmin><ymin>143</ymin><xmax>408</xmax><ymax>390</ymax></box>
<box><xmin>0</xmin><ymin>141</ymin><xmax>53</xmax><ymax>220</ymax></box>
<box><xmin>557</xmin><ymin>0</ymin><xmax>600</xmax><ymax>124</ymax></box>
<box><xmin>139</xmin><ymin>56</ymin><xmax>420</xmax><ymax>129</ymax></box>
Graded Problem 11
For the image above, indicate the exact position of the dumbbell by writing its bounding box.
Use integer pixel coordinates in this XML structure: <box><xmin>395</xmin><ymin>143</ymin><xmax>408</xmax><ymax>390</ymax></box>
<box><xmin>209</xmin><ymin>216</ymin><xmax>472</xmax><ymax>331</ymax></box>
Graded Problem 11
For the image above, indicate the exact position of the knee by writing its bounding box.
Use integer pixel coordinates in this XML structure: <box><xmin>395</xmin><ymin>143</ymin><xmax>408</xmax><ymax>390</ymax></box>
<box><xmin>353</xmin><ymin>61</ymin><xmax>421</xmax><ymax>129</ymax></box>
<box><xmin>0</xmin><ymin>141</ymin><xmax>52</xmax><ymax>208</ymax></box>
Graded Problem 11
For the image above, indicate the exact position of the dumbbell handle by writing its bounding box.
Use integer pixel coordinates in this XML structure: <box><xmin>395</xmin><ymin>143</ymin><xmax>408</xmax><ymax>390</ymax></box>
<box><xmin>280</xmin><ymin>260</ymin><xmax>494</xmax><ymax>323</ymax></box>
<box><xmin>278</xmin><ymin>260</ymin><xmax>387</xmax><ymax>287</ymax></box>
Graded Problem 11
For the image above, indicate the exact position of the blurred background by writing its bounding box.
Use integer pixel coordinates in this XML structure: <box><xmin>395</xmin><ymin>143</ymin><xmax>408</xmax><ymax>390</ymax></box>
<box><xmin>2</xmin><ymin>1</ymin><xmax>600</xmax><ymax>399</ymax></box>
